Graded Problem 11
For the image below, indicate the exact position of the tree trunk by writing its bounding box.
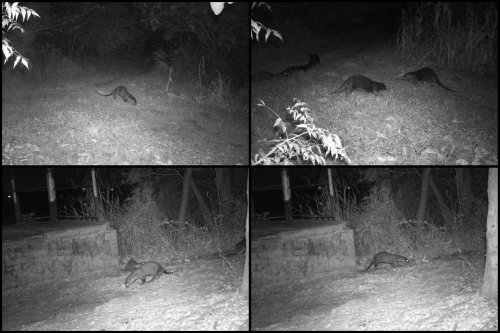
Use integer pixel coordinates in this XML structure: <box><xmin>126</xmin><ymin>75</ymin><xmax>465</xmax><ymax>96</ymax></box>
<box><xmin>216</xmin><ymin>168</ymin><xmax>233</xmax><ymax>218</ymax></box>
<box><xmin>482</xmin><ymin>168</ymin><xmax>497</xmax><ymax>300</ymax></box>
<box><xmin>241</xmin><ymin>170</ymin><xmax>249</xmax><ymax>297</ymax></box>
<box><xmin>416</xmin><ymin>168</ymin><xmax>431</xmax><ymax>222</ymax></box>
<box><xmin>178</xmin><ymin>168</ymin><xmax>192</xmax><ymax>223</ymax></box>
<box><xmin>429</xmin><ymin>175</ymin><xmax>453</xmax><ymax>226</ymax></box>
<box><xmin>189</xmin><ymin>177</ymin><xmax>212</xmax><ymax>226</ymax></box>
<box><xmin>456</xmin><ymin>168</ymin><xmax>473</xmax><ymax>217</ymax></box>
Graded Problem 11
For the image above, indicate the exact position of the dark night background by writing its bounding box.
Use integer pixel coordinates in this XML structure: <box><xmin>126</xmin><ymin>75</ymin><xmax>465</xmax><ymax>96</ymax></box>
<box><xmin>254</xmin><ymin>2</ymin><xmax>404</xmax><ymax>41</ymax></box>
<box><xmin>2</xmin><ymin>167</ymin><xmax>247</xmax><ymax>225</ymax></box>
<box><xmin>251</xmin><ymin>167</ymin><xmax>489</xmax><ymax>227</ymax></box>
<box><xmin>7</xmin><ymin>2</ymin><xmax>249</xmax><ymax>87</ymax></box>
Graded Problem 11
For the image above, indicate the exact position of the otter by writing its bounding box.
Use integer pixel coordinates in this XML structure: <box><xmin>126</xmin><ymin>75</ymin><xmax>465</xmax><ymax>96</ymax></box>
<box><xmin>125</xmin><ymin>261</ymin><xmax>173</xmax><ymax>287</ymax></box>
<box><xmin>365</xmin><ymin>252</ymin><xmax>409</xmax><ymax>270</ymax></box>
<box><xmin>333</xmin><ymin>75</ymin><xmax>386</xmax><ymax>96</ymax></box>
<box><xmin>251</xmin><ymin>71</ymin><xmax>274</xmax><ymax>82</ymax></box>
<box><xmin>402</xmin><ymin>67</ymin><xmax>455</xmax><ymax>92</ymax></box>
<box><xmin>279</xmin><ymin>54</ymin><xmax>321</xmax><ymax>76</ymax></box>
<box><xmin>124</xmin><ymin>259</ymin><xmax>143</xmax><ymax>271</ymax></box>
<box><xmin>96</xmin><ymin>86</ymin><xmax>137</xmax><ymax>105</ymax></box>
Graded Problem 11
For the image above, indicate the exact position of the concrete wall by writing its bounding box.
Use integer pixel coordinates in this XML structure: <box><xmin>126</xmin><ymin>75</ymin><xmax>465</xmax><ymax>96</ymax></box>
<box><xmin>2</xmin><ymin>223</ymin><xmax>118</xmax><ymax>290</ymax></box>
<box><xmin>251</xmin><ymin>222</ymin><xmax>355</xmax><ymax>286</ymax></box>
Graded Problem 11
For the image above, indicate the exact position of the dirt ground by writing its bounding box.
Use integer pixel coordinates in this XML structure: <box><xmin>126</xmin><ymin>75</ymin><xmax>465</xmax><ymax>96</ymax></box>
<box><xmin>2</xmin><ymin>79</ymin><xmax>248</xmax><ymax>165</ymax></box>
<box><xmin>250</xmin><ymin>252</ymin><xmax>497</xmax><ymax>330</ymax></box>
<box><xmin>2</xmin><ymin>256</ymin><xmax>248</xmax><ymax>330</ymax></box>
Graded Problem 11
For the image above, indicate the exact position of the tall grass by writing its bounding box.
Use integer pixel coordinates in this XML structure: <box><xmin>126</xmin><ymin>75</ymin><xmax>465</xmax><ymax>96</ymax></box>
<box><xmin>397</xmin><ymin>2</ymin><xmax>497</xmax><ymax>74</ymax></box>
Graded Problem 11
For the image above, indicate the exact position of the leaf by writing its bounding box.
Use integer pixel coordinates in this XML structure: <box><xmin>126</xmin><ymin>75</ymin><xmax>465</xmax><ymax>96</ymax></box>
<box><xmin>210</xmin><ymin>2</ymin><xmax>229</xmax><ymax>16</ymax></box>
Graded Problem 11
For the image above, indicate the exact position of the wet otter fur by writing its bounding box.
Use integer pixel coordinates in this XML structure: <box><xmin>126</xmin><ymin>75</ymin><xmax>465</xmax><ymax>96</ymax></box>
<box><xmin>125</xmin><ymin>261</ymin><xmax>173</xmax><ymax>287</ymax></box>
<box><xmin>124</xmin><ymin>259</ymin><xmax>143</xmax><ymax>271</ymax></box>
<box><xmin>280</xmin><ymin>54</ymin><xmax>321</xmax><ymax>76</ymax></box>
<box><xmin>96</xmin><ymin>86</ymin><xmax>137</xmax><ymax>105</ymax></box>
<box><xmin>251</xmin><ymin>71</ymin><xmax>274</xmax><ymax>82</ymax></box>
<box><xmin>332</xmin><ymin>75</ymin><xmax>386</xmax><ymax>95</ymax></box>
<box><xmin>402</xmin><ymin>67</ymin><xmax>455</xmax><ymax>92</ymax></box>
<box><xmin>365</xmin><ymin>252</ymin><xmax>409</xmax><ymax>270</ymax></box>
